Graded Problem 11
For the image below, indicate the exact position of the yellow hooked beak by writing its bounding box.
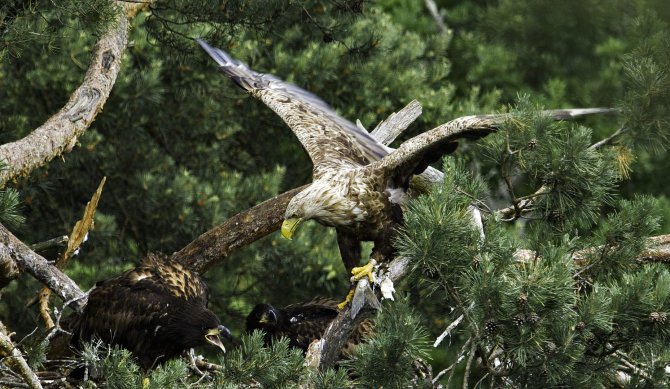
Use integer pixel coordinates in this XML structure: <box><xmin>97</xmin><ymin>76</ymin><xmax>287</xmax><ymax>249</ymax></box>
<box><xmin>281</xmin><ymin>218</ymin><xmax>303</xmax><ymax>240</ymax></box>
<box><xmin>204</xmin><ymin>327</ymin><xmax>227</xmax><ymax>353</ymax></box>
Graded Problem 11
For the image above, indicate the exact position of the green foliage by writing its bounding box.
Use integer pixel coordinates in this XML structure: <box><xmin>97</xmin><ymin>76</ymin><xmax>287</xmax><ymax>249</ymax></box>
<box><xmin>587</xmin><ymin>196</ymin><xmax>662</xmax><ymax>280</ymax></box>
<box><xmin>479</xmin><ymin>97</ymin><xmax>619</xmax><ymax>233</ymax></box>
<box><xmin>0</xmin><ymin>188</ymin><xmax>25</xmax><ymax>230</ymax></box>
<box><xmin>344</xmin><ymin>298</ymin><xmax>430</xmax><ymax>388</ymax></box>
<box><xmin>216</xmin><ymin>331</ymin><xmax>305</xmax><ymax>387</ymax></box>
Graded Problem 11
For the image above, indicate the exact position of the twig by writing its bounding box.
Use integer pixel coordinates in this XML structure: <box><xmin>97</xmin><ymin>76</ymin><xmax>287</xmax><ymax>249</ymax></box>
<box><xmin>434</xmin><ymin>313</ymin><xmax>465</xmax><ymax>347</ymax></box>
<box><xmin>589</xmin><ymin>125</ymin><xmax>626</xmax><ymax>150</ymax></box>
<box><xmin>433</xmin><ymin>338</ymin><xmax>470</xmax><ymax>384</ymax></box>
<box><xmin>29</xmin><ymin>236</ymin><xmax>69</xmax><ymax>253</ymax></box>
<box><xmin>462</xmin><ymin>339</ymin><xmax>477</xmax><ymax>389</ymax></box>
<box><xmin>0</xmin><ymin>322</ymin><xmax>42</xmax><ymax>389</ymax></box>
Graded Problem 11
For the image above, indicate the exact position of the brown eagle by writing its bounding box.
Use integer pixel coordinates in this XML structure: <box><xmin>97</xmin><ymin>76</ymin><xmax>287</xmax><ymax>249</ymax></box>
<box><xmin>197</xmin><ymin>39</ymin><xmax>616</xmax><ymax>295</ymax></box>
<box><xmin>71</xmin><ymin>254</ymin><xmax>231</xmax><ymax>370</ymax></box>
<box><xmin>246</xmin><ymin>297</ymin><xmax>373</xmax><ymax>356</ymax></box>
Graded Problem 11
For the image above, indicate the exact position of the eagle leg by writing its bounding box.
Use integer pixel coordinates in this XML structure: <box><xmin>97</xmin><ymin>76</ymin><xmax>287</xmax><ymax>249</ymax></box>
<box><xmin>336</xmin><ymin>229</ymin><xmax>362</xmax><ymax>273</ymax></box>
<box><xmin>337</xmin><ymin>259</ymin><xmax>377</xmax><ymax>310</ymax></box>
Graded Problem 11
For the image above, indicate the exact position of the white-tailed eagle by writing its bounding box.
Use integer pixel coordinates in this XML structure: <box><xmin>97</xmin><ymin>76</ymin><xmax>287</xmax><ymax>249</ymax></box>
<box><xmin>197</xmin><ymin>39</ymin><xmax>615</xmax><ymax>303</ymax></box>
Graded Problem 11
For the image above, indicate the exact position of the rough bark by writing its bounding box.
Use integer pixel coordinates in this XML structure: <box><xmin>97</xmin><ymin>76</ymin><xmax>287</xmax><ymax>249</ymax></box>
<box><xmin>0</xmin><ymin>224</ymin><xmax>86</xmax><ymax>310</ymax></box>
<box><xmin>173</xmin><ymin>185</ymin><xmax>307</xmax><ymax>273</ymax></box>
<box><xmin>0</xmin><ymin>1</ymin><xmax>150</xmax><ymax>188</ymax></box>
<box><xmin>0</xmin><ymin>0</ymin><xmax>148</xmax><ymax>302</ymax></box>
<box><xmin>0</xmin><ymin>322</ymin><xmax>42</xmax><ymax>389</ymax></box>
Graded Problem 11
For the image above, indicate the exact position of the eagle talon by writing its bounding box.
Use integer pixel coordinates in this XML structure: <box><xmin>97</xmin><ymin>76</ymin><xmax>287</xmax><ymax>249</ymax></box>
<box><xmin>338</xmin><ymin>260</ymin><xmax>377</xmax><ymax>310</ymax></box>
<box><xmin>350</xmin><ymin>260</ymin><xmax>376</xmax><ymax>283</ymax></box>
<box><xmin>337</xmin><ymin>289</ymin><xmax>355</xmax><ymax>310</ymax></box>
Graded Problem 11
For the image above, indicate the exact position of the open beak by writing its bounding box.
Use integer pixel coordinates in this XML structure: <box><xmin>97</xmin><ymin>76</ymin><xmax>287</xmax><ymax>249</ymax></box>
<box><xmin>281</xmin><ymin>218</ymin><xmax>303</xmax><ymax>240</ymax></box>
<box><xmin>205</xmin><ymin>326</ymin><xmax>229</xmax><ymax>353</ymax></box>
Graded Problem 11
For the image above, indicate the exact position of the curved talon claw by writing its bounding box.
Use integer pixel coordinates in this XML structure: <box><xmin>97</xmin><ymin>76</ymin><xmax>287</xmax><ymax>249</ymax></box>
<box><xmin>339</xmin><ymin>260</ymin><xmax>377</xmax><ymax>310</ymax></box>
<box><xmin>351</xmin><ymin>260</ymin><xmax>376</xmax><ymax>283</ymax></box>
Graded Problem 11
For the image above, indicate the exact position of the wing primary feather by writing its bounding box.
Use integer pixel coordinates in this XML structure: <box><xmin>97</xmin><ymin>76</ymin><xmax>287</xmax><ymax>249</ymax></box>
<box><xmin>197</xmin><ymin>39</ymin><xmax>390</xmax><ymax>166</ymax></box>
<box><xmin>196</xmin><ymin>38</ymin><xmax>265</xmax><ymax>92</ymax></box>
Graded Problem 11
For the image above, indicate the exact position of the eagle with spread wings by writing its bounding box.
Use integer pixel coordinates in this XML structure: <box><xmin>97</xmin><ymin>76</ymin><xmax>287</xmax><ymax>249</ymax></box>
<box><xmin>197</xmin><ymin>39</ymin><xmax>614</xmax><ymax>306</ymax></box>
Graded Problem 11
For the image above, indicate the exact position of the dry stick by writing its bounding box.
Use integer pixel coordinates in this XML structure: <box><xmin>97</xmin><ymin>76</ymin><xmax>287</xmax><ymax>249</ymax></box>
<box><xmin>0</xmin><ymin>223</ymin><xmax>86</xmax><ymax>311</ymax></box>
<box><xmin>0</xmin><ymin>0</ymin><xmax>149</xmax><ymax>295</ymax></box>
<box><xmin>462</xmin><ymin>340</ymin><xmax>477</xmax><ymax>389</ymax></box>
<box><xmin>36</xmin><ymin>177</ymin><xmax>106</xmax><ymax>328</ymax></box>
<box><xmin>424</xmin><ymin>0</ymin><xmax>449</xmax><ymax>35</ymax></box>
<box><xmin>0</xmin><ymin>323</ymin><xmax>42</xmax><ymax>389</ymax></box>
<box><xmin>29</xmin><ymin>236</ymin><xmax>69</xmax><ymax>253</ymax></box>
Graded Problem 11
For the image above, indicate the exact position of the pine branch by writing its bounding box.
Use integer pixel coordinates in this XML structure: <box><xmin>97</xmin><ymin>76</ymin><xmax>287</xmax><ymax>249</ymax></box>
<box><xmin>0</xmin><ymin>322</ymin><xmax>42</xmax><ymax>389</ymax></box>
<box><xmin>0</xmin><ymin>1</ymin><xmax>152</xmax><ymax>187</ymax></box>
<box><xmin>496</xmin><ymin>113</ymin><xmax>621</xmax><ymax>220</ymax></box>
<box><xmin>513</xmin><ymin>234</ymin><xmax>670</xmax><ymax>265</ymax></box>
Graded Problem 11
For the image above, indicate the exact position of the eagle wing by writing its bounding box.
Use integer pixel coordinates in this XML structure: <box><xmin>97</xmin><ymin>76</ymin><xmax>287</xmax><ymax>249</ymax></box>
<box><xmin>197</xmin><ymin>39</ymin><xmax>389</xmax><ymax>178</ymax></box>
<box><xmin>372</xmin><ymin>109</ymin><xmax>618</xmax><ymax>178</ymax></box>
<box><xmin>72</xmin><ymin>257</ymin><xmax>209</xmax><ymax>348</ymax></box>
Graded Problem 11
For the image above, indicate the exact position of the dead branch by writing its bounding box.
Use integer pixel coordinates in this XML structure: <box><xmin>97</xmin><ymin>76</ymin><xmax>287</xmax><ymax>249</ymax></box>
<box><xmin>173</xmin><ymin>185</ymin><xmax>307</xmax><ymax>273</ymax></box>
<box><xmin>0</xmin><ymin>223</ymin><xmax>86</xmax><ymax>311</ymax></box>
<box><xmin>513</xmin><ymin>234</ymin><xmax>670</xmax><ymax>265</ymax></box>
<box><xmin>0</xmin><ymin>1</ymin><xmax>151</xmax><ymax>188</ymax></box>
<box><xmin>0</xmin><ymin>322</ymin><xmax>42</xmax><ymax>389</ymax></box>
<box><xmin>37</xmin><ymin>177</ymin><xmax>105</xmax><ymax>328</ymax></box>
<box><xmin>0</xmin><ymin>0</ymin><xmax>147</xmax><ymax>296</ymax></box>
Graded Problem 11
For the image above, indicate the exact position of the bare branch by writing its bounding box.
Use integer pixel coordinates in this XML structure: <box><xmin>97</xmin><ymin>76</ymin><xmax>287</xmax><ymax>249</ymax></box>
<box><xmin>29</xmin><ymin>236</ymin><xmax>69</xmax><ymax>253</ymax></box>
<box><xmin>514</xmin><ymin>234</ymin><xmax>670</xmax><ymax>265</ymax></box>
<box><xmin>370</xmin><ymin>100</ymin><xmax>423</xmax><ymax>145</ymax></box>
<box><xmin>0</xmin><ymin>323</ymin><xmax>42</xmax><ymax>389</ymax></box>
<box><xmin>0</xmin><ymin>1</ymin><xmax>151</xmax><ymax>187</ymax></box>
<box><xmin>424</xmin><ymin>0</ymin><xmax>449</xmax><ymax>35</ymax></box>
<box><xmin>0</xmin><ymin>223</ymin><xmax>86</xmax><ymax>311</ymax></box>
<box><xmin>173</xmin><ymin>185</ymin><xmax>307</xmax><ymax>273</ymax></box>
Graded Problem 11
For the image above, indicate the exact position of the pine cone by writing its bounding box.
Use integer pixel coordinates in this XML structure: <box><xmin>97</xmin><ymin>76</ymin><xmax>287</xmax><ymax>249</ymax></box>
<box><xmin>526</xmin><ymin>313</ymin><xmax>540</xmax><ymax>325</ymax></box>
<box><xmin>485</xmin><ymin>319</ymin><xmax>498</xmax><ymax>334</ymax></box>
<box><xmin>649</xmin><ymin>312</ymin><xmax>667</xmax><ymax>324</ymax></box>
<box><xmin>545</xmin><ymin>342</ymin><xmax>558</xmax><ymax>355</ymax></box>
<box><xmin>517</xmin><ymin>293</ymin><xmax>528</xmax><ymax>308</ymax></box>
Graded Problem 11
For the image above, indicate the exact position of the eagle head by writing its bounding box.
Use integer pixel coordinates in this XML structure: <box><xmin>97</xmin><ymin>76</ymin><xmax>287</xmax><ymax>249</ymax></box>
<box><xmin>282</xmin><ymin>181</ymin><xmax>358</xmax><ymax>239</ymax></box>
<box><xmin>246</xmin><ymin>303</ymin><xmax>286</xmax><ymax>335</ymax></box>
<box><xmin>173</xmin><ymin>307</ymin><xmax>231</xmax><ymax>353</ymax></box>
